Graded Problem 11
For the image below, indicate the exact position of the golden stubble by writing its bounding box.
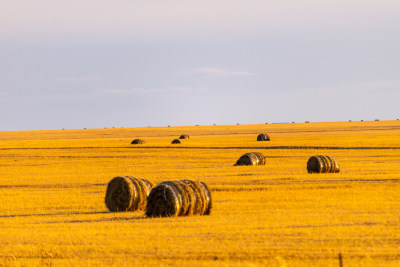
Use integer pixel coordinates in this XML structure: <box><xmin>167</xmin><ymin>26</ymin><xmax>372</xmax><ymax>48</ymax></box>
<box><xmin>0</xmin><ymin>120</ymin><xmax>399</xmax><ymax>266</ymax></box>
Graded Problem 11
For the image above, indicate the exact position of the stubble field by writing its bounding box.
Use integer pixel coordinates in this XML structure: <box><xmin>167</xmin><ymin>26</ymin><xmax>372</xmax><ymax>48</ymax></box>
<box><xmin>0</xmin><ymin>120</ymin><xmax>399</xmax><ymax>266</ymax></box>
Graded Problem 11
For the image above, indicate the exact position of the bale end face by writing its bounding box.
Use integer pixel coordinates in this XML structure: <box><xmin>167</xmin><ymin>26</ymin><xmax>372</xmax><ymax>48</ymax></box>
<box><xmin>171</xmin><ymin>139</ymin><xmax>181</xmax><ymax>144</ymax></box>
<box><xmin>146</xmin><ymin>183</ymin><xmax>181</xmax><ymax>217</ymax></box>
<box><xmin>105</xmin><ymin>176</ymin><xmax>136</xmax><ymax>212</ymax></box>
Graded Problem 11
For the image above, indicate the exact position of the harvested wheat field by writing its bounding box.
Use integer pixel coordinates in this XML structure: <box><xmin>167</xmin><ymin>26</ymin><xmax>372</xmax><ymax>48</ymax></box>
<box><xmin>0</xmin><ymin>120</ymin><xmax>400</xmax><ymax>266</ymax></box>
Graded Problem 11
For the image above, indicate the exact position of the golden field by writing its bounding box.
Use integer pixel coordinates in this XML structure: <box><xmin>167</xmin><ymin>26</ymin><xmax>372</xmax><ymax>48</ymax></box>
<box><xmin>0</xmin><ymin>120</ymin><xmax>399</xmax><ymax>266</ymax></box>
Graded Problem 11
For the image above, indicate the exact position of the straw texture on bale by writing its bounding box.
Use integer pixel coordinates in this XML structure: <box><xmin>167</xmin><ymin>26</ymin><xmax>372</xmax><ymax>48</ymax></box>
<box><xmin>234</xmin><ymin>152</ymin><xmax>266</xmax><ymax>166</ymax></box>
<box><xmin>307</xmin><ymin>155</ymin><xmax>340</xmax><ymax>173</ymax></box>
<box><xmin>257</xmin><ymin>133</ymin><xmax>270</xmax><ymax>141</ymax></box>
<box><xmin>146</xmin><ymin>180</ymin><xmax>212</xmax><ymax>217</ymax></box>
<box><xmin>131</xmin><ymin>139</ymin><xmax>146</xmax><ymax>144</ymax></box>
<box><xmin>105</xmin><ymin>176</ymin><xmax>153</xmax><ymax>212</ymax></box>
<box><xmin>171</xmin><ymin>139</ymin><xmax>181</xmax><ymax>144</ymax></box>
<box><xmin>179</xmin><ymin>134</ymin><xmax>190</xmax><ymax>139</ymax></box>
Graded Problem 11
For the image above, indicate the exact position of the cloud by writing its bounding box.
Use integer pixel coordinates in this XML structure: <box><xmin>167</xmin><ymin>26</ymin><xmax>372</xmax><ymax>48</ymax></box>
<box><xmin>56</xmin><ymin>76</ymin><xmax>102</xmax><ymax>82</ymax></box>
<box><xmin>94</xmin><ymin>86</ymin><xmax>208</xmax><ymax>95</ymax></box>
<box><xmin>189</xmin><ymin>67</ymin><xmax>259</xmax><ymax>77</ymax></box>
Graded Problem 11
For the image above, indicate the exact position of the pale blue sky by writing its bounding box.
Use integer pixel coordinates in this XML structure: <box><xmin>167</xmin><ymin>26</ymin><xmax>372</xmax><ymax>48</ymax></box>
<box><xmin>1</xmin><ymin>0</ymin><xmax>399</xmax><ymax>130</ymax></box>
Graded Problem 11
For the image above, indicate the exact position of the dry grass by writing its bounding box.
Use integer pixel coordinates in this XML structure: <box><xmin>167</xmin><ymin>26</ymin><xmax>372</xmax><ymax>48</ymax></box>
<box><xmin>0</xmin><ymin>120</ymin><xmax>400</xmax><ymax>266</ymax></box>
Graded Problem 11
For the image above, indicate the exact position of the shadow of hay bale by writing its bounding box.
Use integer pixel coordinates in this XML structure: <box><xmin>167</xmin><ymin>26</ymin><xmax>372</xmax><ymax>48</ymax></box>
<box><xmin>131</xmin><ymin>139</ymin><xmax>146</xmax><ymax>144</ymax></box>
<box><xmin>307</xmin><ymin>155</ymin><xmax>340</xmax><ymax>173</ymax></box>
<box><xmin>234</xmin><ymin>152</ymin><xmax>266</xmax><ymax>166</ymax></box>
<box><xmin>105</xmin><ymin>176</ymin><xmax>153</xmax><ymax>212</ymax></box>
<box><xmin>146</xmin><ymin>180</ymin><xmax>212</xmax><ymax>217</ymax></box>
<box><xmin>257</xmin><ymin>133</ymin><xmax>270</xmax><ymax>141</ymax></box>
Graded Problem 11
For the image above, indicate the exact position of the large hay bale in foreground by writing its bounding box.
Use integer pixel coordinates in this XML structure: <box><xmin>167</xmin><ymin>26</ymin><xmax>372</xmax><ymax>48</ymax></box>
<box><xmin>257</xmin><ymin>133</ymin><xmax>270</xmax><ymax>141</ymax></box>
<box><xmin>105</xmin><ymin>176</ymin><xmax>153</xmax><ymax>212</ymax></box>
<box><xmin>146</xmin><ymin>180</ymin><xmax>212</xmax><ymax>217</ymax></box>
<box><xmin>234</xmin><ymin>152</ymin><xmax>266</xmax><ymax>166</ymax></box>
<box><xmin>179</xmin><ymin>134</ymin><xmax>190</xmax><ymax>139</ymax></box>
<box><xmin>171</xmin><ymin>139</ymin><xmax>181</xmax><ymax>144</ymax></box>
<box><xmin>131</xmin><ymin>139</ymin><xmax>146</xmax><ymax>144</ymax></box>
<box><xmin>307</xmin><ymin>155</ymin><xmax>340</xmax><ymax>173</ymax></box>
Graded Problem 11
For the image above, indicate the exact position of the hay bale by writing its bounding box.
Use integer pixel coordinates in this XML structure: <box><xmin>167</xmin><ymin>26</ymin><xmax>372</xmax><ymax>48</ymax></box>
<box><xmin>257</xmin><ymin>133</ymin><xmax>270</xmax><ymax>141</ymax></box>
<box><xmin>252</xmin><ymin>152</ymin><xmax>266</xmax><ymax>165</ymax></box>
<box><xmin>234</xmin><ymin>152</ymin><xmax>266</xmax><ymax>166</ymax></box>
<box><xmin>182</xmin><ymin>180</ymin><xmax>207</xmax><ymax>215</ymax></box>
<box><xmin>131</xmin><ymin>139</ymin><xmax>146</xmax><ymax>144</ymax></box>
<box><xmin>307</xmin><ymin>155</ymin><xmax>340</xmax><ymax>173</ymax></box>
<box><xmin>179</xmin><ymin>134</ymin><xmax>190</xmax><ymax>139</ymax></box>
<box><xmin>146</xmin><ymin>182</ymin><xmax>182</xmax><ymax>217</ymax></box>
<box><xmin>105</xmin><ymin>176</ymin><xmax>153</xmax><ymax>212</ymax></box>
<box><xmin>171</xmin><ymin>139</ymin><xmax>181</xmax><ymax>144</ymax></box>
<box><xmin>146</xmin><ymin>180</ymin><xmax>212</xmax><ymax>217</ymax></box>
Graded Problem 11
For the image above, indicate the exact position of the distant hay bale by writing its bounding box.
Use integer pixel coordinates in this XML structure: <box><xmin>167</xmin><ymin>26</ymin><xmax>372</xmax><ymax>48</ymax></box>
<box><xmin>307</xmin><ymin>155</ymin><xmax>340</xmax><ymax>173</ymax></box>
<box><xmin>105</xmin><ymin>176</ymin><xmax>153</xmax><ymax>212</ymax></box>
<box><xmin>131</xmin><ymin>139</ymin><xmax>146</xmax><ymax>144</ymax></box>
<box><xmin>234</xmin><ymin>152</ymin><xmax>266</xmax><ymax>166</ymax></box>
<box><xmin>146</xmin><ymin>180</ymin><xmax>212</xmax><ymax>217</ymax></box>
<box><xmin>179</xmin><ymin>134</ymin><xmax>190</xmax><ymax>139</ymax></box>
<box><xmin>257</xmin><ymin>133</ymin><xmax>270</xmax><ymax>141</ymax></box>
<box><xmin>171</xmin><ymin>139</ymin><xmax>181</xmax><ymax>144</ymax></box>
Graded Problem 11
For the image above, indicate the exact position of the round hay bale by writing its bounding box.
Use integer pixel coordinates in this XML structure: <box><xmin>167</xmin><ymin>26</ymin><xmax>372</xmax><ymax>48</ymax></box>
<box><xmin>307</xmin><ymin>155</ymin><xmax>325</xmax><ymax>173</ymax></box>
<box><xmin>105</xmin><ymin>176</ymin><xmax>137</xmax><ymax>212</ymax></box>
<box><xmin>131</xmin><ymin>139</ymin><xmax>146</xmax><ymax>144</ymax></box>
<box><xmin>179</xmin><ymin>134</ymin><xmax>190</xmax><ymax>139</ymax></box>
<box><xmin>146</xmin><ymin>180</ymin><xmax>212</xmax><ymax>217</ymax></box>
<box><xmin>146</xmin><ymin>182</ymin><xmax>182</xmax><ymax>217</ymax></box>
<box><xmin>105</xmin><ymin>176</ymin><xmax>153</xmax><ymax>212</ymax></box>
<box><xmin>257</xmin><ymin>133</ymin><xmax>270</xmax><ymax>141</ymax></box>
<box><xmin>307</xmin><ymin>155</ymin><xmax>340</xmax><ymax>173</ymax></box>
<box><xmin>234</xmin><ymin>152</ymin><xmax>266</xmax><ymax>166</ymax></box>
<box><xmin>171</xmin><ymin>139</ymin><xmax>181</xmax><ymax>144</ymax></box>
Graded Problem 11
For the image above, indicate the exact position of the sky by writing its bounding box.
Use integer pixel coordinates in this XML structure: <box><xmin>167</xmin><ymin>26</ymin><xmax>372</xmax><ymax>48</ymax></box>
<box><xmin>1</xmin><ymin>0</ymin><xmax>400</xmax><ymax>131</ymax></box>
